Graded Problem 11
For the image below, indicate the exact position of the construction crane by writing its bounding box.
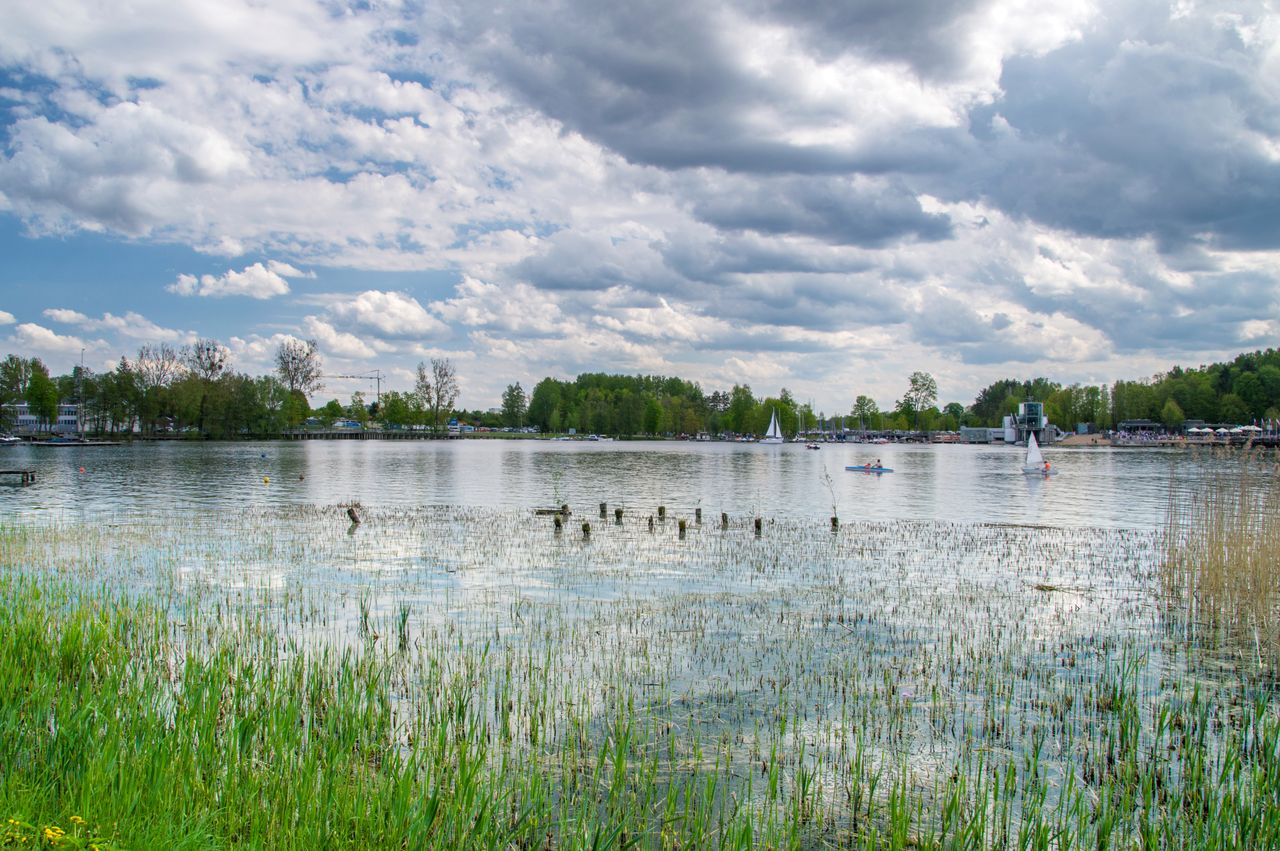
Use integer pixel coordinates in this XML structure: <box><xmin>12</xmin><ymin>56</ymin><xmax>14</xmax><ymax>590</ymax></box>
<box><xmin>322</xmin><ymin>370</ymin><xmax>383</xmax><ymax>407</ymax></box>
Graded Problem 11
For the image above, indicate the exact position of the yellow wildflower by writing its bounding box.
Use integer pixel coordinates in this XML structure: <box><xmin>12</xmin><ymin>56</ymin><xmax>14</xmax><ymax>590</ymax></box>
<box><xmin>70</xmin><ymin>815</ymin><xmax>86</xmax><ymax>825</ymax></box>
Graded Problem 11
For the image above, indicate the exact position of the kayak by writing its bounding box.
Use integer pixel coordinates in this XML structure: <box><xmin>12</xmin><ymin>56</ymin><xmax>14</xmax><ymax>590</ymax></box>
<box><xmin>846</xmin><ymin>465</ymin><xmax>893</xmax><ymax>473</ymax></box>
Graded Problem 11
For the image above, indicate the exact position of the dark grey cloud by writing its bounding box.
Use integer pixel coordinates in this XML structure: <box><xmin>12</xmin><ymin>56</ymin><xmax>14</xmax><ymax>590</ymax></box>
<box><xmin>444</xmin><ymin>0</ymin><xmax>966</xmax><ymax>175</ymax></box>
<box><xmin>745</xmin><ymin>0</ymin><xmax>987</xmax><ymax>77</ymax></box>
<box><xmin>688</xmin><ymin>175</ymin><xmax>952</xmax><ymax>246</ymax></box>
<box><xmin>964</xmin><ymin>20</ymin><xmax>1280</xmax><ymax>251</ymax></box>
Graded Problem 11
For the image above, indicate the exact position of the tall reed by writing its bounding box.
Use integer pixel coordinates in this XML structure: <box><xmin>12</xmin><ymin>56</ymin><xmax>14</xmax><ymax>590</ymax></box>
<box><xmin>1162</xmin><ymin>450</ymin><xmax>1280</xmax><ymax>675</ymax></box>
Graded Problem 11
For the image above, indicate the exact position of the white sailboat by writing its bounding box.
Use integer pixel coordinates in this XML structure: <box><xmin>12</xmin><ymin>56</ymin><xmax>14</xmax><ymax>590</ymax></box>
<box><xmin>1021</xmin><ymin>432</ymin><xmax>1053</xmax><ymax>475</ymax></box>
<box><xmin>759</xmin><ymin>409</ymin><xmax>784</xmax><ymax>444</ymax></box>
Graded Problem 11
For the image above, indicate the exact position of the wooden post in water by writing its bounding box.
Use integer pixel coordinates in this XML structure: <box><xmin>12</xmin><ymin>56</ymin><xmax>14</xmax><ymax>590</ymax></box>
<box><xmin>599</xmin><ymin>502</ymin><xmax>607</xmax><ymax>518</ymax></box>
<box><xmin>721</xmin><ymin>512</ymin><xmax>728</xmax><ymax>530</ymax></box>
<box><xmin>647</xmin><ymin>515</ymin><xmax>655</xmax><ymax>532</ymax></box>
<box><xmin>657</xmin><ymin>505</ymin><xmax>666</xmax><ymax>520</ymax></box>
<box><xmin>554</xmin><ymin>515</ymin><xmax>563</xmax><ymax>533</ymax></box>
<box><xmin>678</xmin><ymin>519</ymin><xmax>687</xmax><ymax>539</ymax></box>
<box><xmin>754</xmin><ymin>517</ymin><xmax>762</xmax><ymax>537</ymax></box>
<box><xmin>695</xmin><ymin>507</ymin><xmax>702</xmax><ymax>524</ymax></box>
<box><xmin>831</xmin><ymin>516</ymin><xmax>839</xmax><ymax>530</ymax></box>
<box><xmin>582</xmin><ymin>521</ymin><xmax>591</xmax><ymax>539</ymax></box>
<box><xmin>614</xmin><ymin>507</ymin><xmax>623</xmax><ymax>524</ymax></box>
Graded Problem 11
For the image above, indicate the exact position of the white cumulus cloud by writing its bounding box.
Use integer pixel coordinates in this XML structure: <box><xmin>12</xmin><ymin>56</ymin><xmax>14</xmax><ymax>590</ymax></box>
<box><xmin>327</xmin><ymin>290</ymin><xmax>449</xmax><ymax>338</ymax></box>
<box><xmin>168</xmin><ymin>261</ymin><xmax>305</xmax><ymax>298</ymax></box>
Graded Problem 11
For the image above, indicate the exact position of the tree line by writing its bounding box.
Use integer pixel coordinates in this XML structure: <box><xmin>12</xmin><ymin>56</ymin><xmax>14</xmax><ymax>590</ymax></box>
<box><xmin>0</xmin><ymin>340</ymin><xmax>461</xmax><ymax>438</ymax></box>
<box><xmin>6</xmin><ymin>343</ymin><xmax>1280</xmax><ymax>438</ymax></box>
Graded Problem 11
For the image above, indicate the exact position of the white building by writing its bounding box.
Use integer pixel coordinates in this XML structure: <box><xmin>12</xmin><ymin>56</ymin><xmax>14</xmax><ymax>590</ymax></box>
<box><xmin>3</xmin><ymin>402</ymin><xmax>80</xmax><ymax>434</ymax></box>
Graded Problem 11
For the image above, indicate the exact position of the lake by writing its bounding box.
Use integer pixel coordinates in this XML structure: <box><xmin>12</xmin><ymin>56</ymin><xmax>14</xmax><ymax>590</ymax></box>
<box><xmin>1</xmin><ymin>439</ymin><xmax>1203</xmax><ymax>527</ymax></box>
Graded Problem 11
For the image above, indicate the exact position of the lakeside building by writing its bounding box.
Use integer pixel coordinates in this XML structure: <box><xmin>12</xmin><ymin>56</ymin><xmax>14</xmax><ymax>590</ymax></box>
<box><xmin>959</xmin><ymin>400</ymin><xmax>1059</xmax><ymax>445</ymax></box>
<box><xmin>3</xmin><ymin>402</ymin><xmax>80</xmax><ymax>434</ymax></box>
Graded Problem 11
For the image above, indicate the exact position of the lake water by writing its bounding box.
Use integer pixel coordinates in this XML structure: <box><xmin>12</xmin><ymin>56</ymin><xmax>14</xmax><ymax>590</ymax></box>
<box><xmin>3</xmin><ymin>439</ymin><xmax>1203</xmax><ymax>528</ymax></box>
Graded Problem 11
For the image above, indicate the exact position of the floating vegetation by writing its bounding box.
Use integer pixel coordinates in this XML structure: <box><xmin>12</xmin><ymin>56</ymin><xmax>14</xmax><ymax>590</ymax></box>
<box><xmin>0</xmin><ymin>502</ymin><xmax>1277</xmax><ymax>848</ymax></box>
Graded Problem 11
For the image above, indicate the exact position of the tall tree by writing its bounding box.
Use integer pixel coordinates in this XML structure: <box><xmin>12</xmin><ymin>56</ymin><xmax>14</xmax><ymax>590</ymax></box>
<box><xmin>851</xmin><ymin>395</ymin><xmax>878</xmax><ymax>430</ymax></box>
<box><xmin>0</xmin><ymin>355</ymin><xmax>33</xmax><ymax>431</ymax></box>
<box><xmin>183</xmin><ymin>339</ymin><xmax>229</xmax><ymax>382</ymax></box>
<box><xmin>501</xmin><ymin>382</ymin><xmax>527</xmax><ymax>428</ymax></box>
<box><xmin>183</xmin><ymin>338</ymin><xmax>230</xmax><ymax>435</ymax></box>
<box><xmin>416</xmin><ymin>358</ymin><xmax>459</xmax><ymax>433</ymax></box>
<box><xmin>135</xmin><ymin>343</ymin><xmax>183</xmax><ymax>390</ymax></box>
<box><xmin>25</xmin><ymin>360</ymin><xmax>59</xmax><ymax>431</ymax></box>
<box><xmin>274</xmin><ymin>338</ymin><xmax>324</xmax><ymax>397</ymax></box>
<box><xmin>901</xmin><ymin>371</ymin><xmax>938</xmax><ymax>429</ymax></box>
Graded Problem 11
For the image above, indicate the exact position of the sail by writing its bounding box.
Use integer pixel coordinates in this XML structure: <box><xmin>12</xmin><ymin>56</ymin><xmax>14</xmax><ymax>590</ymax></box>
<box><xmin>765</xmin><ymin>410</ymin><xmax>781</xmax><ymax>439</ymax></box>
<box><xmin>1023</xmin><ymin>432</ymin><xmax>1044</xmax><ymax>469</ymax></box>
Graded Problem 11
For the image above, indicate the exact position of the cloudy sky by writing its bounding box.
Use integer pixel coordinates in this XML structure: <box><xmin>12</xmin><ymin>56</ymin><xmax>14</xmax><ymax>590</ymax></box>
<box><xmin>2</xmin><ymin>0</ymin><xmax>1278</xmax><ymax>413</ymax></box>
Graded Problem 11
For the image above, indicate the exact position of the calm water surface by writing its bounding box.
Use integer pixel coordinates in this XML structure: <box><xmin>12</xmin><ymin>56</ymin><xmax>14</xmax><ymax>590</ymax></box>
<box><xmin>3</xmin><ymin>439</ymin><xmax>1202</xmax><ymax>528</ymax></box>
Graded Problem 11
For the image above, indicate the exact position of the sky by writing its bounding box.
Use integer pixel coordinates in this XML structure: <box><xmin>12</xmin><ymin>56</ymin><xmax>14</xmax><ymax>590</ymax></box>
<box><xmin>1</xmin><ymin>0</ymin><xmax>1278</xmax><ymax>414</ymax></box>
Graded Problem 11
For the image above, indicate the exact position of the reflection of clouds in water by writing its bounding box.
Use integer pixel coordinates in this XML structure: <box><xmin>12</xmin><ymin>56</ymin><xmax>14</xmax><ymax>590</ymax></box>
<box><xmin>10</xmin><ymin>441</ymin><xmax>1201</xmax><ymax>529</ymax></box>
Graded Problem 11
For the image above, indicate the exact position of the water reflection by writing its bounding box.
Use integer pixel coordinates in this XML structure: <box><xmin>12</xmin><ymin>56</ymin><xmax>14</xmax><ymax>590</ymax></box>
<box><xmin>2</xmin><ymin>439</ymin><xmax>1217</xmax><ymax>529</ymax></box>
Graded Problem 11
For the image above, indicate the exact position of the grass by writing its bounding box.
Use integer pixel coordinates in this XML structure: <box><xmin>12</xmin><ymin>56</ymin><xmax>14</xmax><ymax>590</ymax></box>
<box><xmin>0</xmin><ymin>501</ymin><xmax>1277</xmax><ymax>848</ymax></box>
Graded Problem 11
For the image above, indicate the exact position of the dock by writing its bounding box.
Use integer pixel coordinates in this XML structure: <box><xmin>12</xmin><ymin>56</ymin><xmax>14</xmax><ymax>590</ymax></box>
<box><xmin>1</xmin><ymin>470</ymin><xmax>36</xmax><ymax>485</ymax></box>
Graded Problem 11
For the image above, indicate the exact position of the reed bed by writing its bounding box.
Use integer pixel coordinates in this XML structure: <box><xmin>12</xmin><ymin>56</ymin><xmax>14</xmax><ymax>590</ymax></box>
<box><xmin>0</xmin><ymin>504</ymin><xmax>1277</xmax><ymax>849</ymax></box>
<box><xmin>1162</xmin><ymin>451</ymin><xmax>1280</xmax><ymax>677</ymax></box>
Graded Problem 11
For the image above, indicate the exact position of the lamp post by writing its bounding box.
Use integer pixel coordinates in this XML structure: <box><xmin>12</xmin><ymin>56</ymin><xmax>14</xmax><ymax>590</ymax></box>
<box><xmin>78</xmin><ymin>348</ymin><xmax>85</xmax><ymax>437</ymax></box>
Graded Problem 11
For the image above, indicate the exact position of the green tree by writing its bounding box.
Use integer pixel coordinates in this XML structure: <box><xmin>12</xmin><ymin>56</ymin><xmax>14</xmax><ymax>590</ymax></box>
<box><xmin>501</xmin><ymin>382</ymin><xmax>527</xmax><ymax>429</ymax></box>
<box><xmin>725</xmin><ymin>385</ymin><xmax>756</xmax><ymax>435</ymax></box>
<box><xmin>901</xmin><ymin>371</ymin><xmax>938</xmax><ymax>429</ymax></box>
<box><xmin>1161</xmin><ymin>398</ymin><xmax>1186</xmax><ymax>430</ymax></box>
<box><xmin>25</xmin><ymin>361</ymin><xmax>59</xmax><ymax>431</ymax></box>
<box><xmin>182</xmin><ymin>338</ymin><xmax>230</xmax><ymax>436</ymax></box>
<box><xmin>1218</xmin><ymin>393</ymin><xmax>1250</xmax><ymax>425</ymax></box>
<box><xmin>416</xmin><ymin>358</ymin><xmax>459</xmax><ymax>433</ymax></box>
<box><xmin>319</xmin><ymin>399</ymin><xmax>345</xmax><ymax>423</ymax></box>
<box><xmin>851</xmin><ymin>395</ymin><xmax>878</xmax><ymax>430</ymax></box>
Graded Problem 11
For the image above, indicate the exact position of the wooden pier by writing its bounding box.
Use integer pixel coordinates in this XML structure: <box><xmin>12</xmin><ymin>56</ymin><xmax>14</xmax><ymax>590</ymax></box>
<box><xmin>1</xmin><ymin>470</ymin><xmax>36</xmax><ymax>485</ymax></box>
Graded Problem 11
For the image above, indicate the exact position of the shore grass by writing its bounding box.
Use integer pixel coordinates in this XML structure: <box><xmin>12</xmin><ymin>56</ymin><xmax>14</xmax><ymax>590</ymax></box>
<box><xmin>1</xmin><ymin>506</ymin><xmax>1278</xmax><ymax>849</ymax></box>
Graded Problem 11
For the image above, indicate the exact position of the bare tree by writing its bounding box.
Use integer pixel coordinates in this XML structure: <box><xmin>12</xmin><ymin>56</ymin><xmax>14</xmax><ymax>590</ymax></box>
<box><xmin>135</xmin><ymin>343</ymin><xmax>183</xmax><ymax>390</ymax></box>
<box><xmin>415</xmin><ymin>357</ymin><xmax>459</xmax><ymax>433</ymax></box>
<box><xmin>274</xmin><ymin>338</ymin><xmax>323</xmax><ymax>396</ymax></box>
<box><xmin>183</xmin><ymin>338</ymin><xmax>230</xmax><ymax>382</ymax></box>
